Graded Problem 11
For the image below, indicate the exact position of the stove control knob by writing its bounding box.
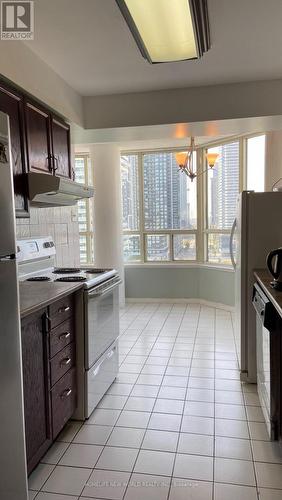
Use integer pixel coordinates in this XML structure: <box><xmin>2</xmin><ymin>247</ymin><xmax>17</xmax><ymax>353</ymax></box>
<box><xmin>43</xmin><ymin>242</ymin><xmax>50</xmax><ymax>248</ymax></box>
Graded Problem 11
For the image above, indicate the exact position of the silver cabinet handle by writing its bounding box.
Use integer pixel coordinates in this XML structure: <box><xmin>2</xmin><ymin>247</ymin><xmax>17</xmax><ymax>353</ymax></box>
<box><xmin>59</xmin><ymin>332</ymin><xmax>71</xmax><ymax>340</ymax></box>
<box><xmin>59</xmin><ymin>306</ymin><xmax>70</xmax><ymax>313</ymax></box>
<box><xmin>60</xmin><ymin>388</ymin><xmax>72</xmax><ymax>399</ymax></box>
<box><xmin>88</xmin><ymin>279</ymin><xmax>122</xmax><ymax>297</ymax></box>
<box><xmin>60</xmin><ymin>357</ymin><xmax>71</xmax><ymax>366</ymax></box>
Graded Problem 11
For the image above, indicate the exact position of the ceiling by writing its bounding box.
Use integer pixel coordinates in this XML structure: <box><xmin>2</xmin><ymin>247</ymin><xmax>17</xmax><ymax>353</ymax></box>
<box><xmin>27</xmin><ymin>0</ymin><xmax>282</xmax><ymax>96</ymax></box>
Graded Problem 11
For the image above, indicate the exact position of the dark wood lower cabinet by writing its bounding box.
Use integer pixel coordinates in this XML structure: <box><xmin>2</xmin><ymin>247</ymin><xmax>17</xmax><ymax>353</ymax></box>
<box><xmin>51</xmin><ymin>368</ymin><xmax>77</xmax><ymax>439</ymax></box>
<box><xmin>21</xmin><ymin>293</ymin><xmax>77</xmax><ymax>474</ymax></box>
<box><xmin>21</xmin><ymin>309</ymin><xmax>52</xmax><ymax>474</ymax></box>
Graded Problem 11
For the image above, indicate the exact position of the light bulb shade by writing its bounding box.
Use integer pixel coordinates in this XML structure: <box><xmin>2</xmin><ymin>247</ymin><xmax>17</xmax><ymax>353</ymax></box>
<box><xmin>115</xmin><ymin>0</ymin><xmax>210</xmax><ymax>64</ymax></box>
<box><xmin>206</xmin><ymin>152</ymin><xmax>219</xmax><ymax>168</ymax></box>
<box><xmin>175</xmin><ymin>151</ymin><xmax>188</xmax><ymax>167</ymax></box>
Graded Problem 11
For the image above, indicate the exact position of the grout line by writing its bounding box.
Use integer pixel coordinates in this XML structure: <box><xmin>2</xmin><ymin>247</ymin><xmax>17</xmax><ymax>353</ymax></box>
<box><xmin>119</xmin><ymin>302</ymin><xmax>177</xmax><ymax>500</ymax></box>
<box><xmin>212</xmin><ymin>307</ymin><xmax>217</xmax><ymax>500</ymax></box>
<box><xmin>168</xmin><ymin>303</ymin><xmax>201</xmax><ymax>499</ymax></box>
<box><xmin>32</xmin><ymin>303</ymin><xmax>275</xmax><ymax>499</ymax></box>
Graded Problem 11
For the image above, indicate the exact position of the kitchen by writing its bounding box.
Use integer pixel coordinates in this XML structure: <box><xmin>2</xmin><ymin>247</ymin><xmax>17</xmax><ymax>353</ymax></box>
<box><xmin>2</xmin><ymin>1</ymin><xmax>282</xmax><ymax>500</ymax></box>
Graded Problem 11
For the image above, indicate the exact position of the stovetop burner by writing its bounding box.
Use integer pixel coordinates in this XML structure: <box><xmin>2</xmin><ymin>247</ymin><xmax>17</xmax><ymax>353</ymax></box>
<box><xmin>55</xmin><ymin>276</ymin><xmax>87</xmax><ymax>282</ymax></box>
<box><xmin>53</xmin><ymin>268</ymin><xmax>81</xmax><ymax>274</ymax></box>
<box><xmin>26</xmin><ymin>276</ymin><xmax>51</xmax><ymax>282</ymax></box>
<box><xmin>85</xmin><ymin>268</ymin><xmax>110</xmax><ymax>274</ymax></box>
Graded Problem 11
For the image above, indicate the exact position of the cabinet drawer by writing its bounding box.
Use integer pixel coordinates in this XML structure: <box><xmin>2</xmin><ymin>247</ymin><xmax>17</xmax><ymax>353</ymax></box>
<box><xmin>51</xmin><ymin>368</ymin><xmax>77</xmax><ymax>439</ymax></box>
<box><xmin>49</xmin><ymin>295</ymin><xmax>74</xmax><ymax>329</ymax></box>
<box><xmin>50</xmin><ymin>318</ymin><xmax>74</xmax><ymax>358</ymax></box>
<box><xmin>50</xmin><ymin>343</ymin><xmax>75</xmax><ymax>387</ymax></box>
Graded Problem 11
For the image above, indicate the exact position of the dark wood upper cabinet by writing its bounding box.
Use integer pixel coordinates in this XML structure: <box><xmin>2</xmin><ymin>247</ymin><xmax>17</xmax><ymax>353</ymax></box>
<box><xmin>51</xmin><ymin>116</ymin><xmax>72</xmax><ymax>178</ymax></box>
<box><xmin>25</xmin><ymin>101</ymin><xmax>52</xmax><ymax>174</ymax></box>
<box><xmin>0</xmin><ymin>83</ymin><xmax>29</xmax><ymax>216</ymax></box>
<box><xmin>0</xmin><ymin>78</ymin><xmax>73</xmax><ymax>215</ymax></box>
<box><xmin>21</xmin><ymin>309</ymin><xmax>52</xmax><ymax>474</ymax></box>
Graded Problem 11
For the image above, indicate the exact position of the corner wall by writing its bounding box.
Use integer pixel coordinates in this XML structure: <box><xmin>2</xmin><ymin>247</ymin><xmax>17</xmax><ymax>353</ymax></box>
<box><xmin>124</xmin><ymin>266</ymin><xmax>235</xmax><ymax>307</ymax></box>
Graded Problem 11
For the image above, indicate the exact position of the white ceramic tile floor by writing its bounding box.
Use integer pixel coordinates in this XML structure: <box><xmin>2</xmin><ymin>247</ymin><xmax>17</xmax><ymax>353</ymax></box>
<box><xmin>28</xmin><ymin>302</ymin><xmax>282</xmax><ymax>500</ymax></box>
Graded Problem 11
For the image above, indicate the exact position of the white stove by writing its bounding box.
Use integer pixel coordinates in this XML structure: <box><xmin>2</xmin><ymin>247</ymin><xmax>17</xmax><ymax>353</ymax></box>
<box><xmin>17</xmin><ymin>236</ymin><xmax>121</xmax><ymax>419</ymax></box>
<box><xmin>17</xmin><ymin>236</ymin><xmax>117</xmax><ymax>289</ymax></box>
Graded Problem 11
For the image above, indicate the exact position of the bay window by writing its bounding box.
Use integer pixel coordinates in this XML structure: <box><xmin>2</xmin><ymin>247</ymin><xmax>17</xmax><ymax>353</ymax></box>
<box><xmin>121</xmin><ymin>134</ymin><xmax>265</xmax><ymax>266</ymax></box>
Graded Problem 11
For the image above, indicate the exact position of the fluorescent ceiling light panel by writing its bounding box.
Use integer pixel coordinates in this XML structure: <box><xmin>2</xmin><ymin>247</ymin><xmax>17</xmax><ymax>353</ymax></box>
<box><xmin>116</xmin><ymin>0</ymin><xmax>210</xmax><ymax>63</ymax></box>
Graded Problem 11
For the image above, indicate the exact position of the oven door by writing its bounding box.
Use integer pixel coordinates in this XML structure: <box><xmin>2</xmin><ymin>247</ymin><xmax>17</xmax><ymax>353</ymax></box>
<box><xmin>85</xmin><ymin>277</ymin><xmax>121</xmax><ymax>369</ymax></box>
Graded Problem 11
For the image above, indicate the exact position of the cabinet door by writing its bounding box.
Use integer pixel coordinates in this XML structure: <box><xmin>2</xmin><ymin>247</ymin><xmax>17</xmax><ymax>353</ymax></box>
<box><xmin>0</xmin><ymin>83</ymin><xmax>29</xmax><ymax>216</ymax></box>
<box><xmin>25</xmin><ymin>101</ymin><xmax>52</xmax><ymax>174</ymax></box>
<box><xmin>21</xmin><ymin>309</ymin><xmax>52</xmax><ymax>474</ymax></box>
<box><xmin>51</xmin><ymin>116</ymin><xmax>72</xmax><ymax>178</ymax></box>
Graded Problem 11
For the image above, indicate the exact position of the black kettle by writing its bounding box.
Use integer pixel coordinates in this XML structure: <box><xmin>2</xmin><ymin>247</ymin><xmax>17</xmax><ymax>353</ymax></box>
<box><xmin>267</xmin><ymin>248</ymin><xmax>282</xmax><ymax>290</ymax></box>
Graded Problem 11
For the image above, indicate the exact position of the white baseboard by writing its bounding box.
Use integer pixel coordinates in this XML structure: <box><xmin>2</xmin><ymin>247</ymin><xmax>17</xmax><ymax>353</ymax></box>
<box><xmin>125</xmin><ymin>297</ymin><xmax>235</xmax><ymax>312</ymax></box>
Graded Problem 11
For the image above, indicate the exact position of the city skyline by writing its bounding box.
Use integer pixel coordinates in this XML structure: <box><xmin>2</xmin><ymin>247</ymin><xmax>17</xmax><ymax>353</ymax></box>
<box><xmin>121</xmin><ymin>144</ymin><xmax>240</xmax><ymax>263</ymax></box>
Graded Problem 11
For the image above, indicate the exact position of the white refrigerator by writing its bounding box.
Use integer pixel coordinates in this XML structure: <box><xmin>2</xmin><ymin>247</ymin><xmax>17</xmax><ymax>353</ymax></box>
<box><xmin>0</xmin><ymin>111</ymin><xmax>28</xmax><ymax>498</ymax></box>
<box><xmin>230</xmin><ymin>191</ymin><xmax>282</xmax><ymax>383</ymax></box>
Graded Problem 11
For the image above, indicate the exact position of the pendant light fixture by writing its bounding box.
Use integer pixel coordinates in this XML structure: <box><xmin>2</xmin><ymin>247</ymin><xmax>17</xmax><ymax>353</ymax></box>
<box><xmin>116</xmin><ymin>0</ymin><xmax>210</xmax><ymax>64</ymax></box>
<box><xmin>175</xmin><ymin>137</ymin><xmax>220</xmax><ymax>181</ymax></box>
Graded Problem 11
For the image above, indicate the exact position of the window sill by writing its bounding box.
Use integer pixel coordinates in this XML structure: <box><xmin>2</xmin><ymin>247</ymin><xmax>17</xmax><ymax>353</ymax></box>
<box><xmin>124</xmin><ymin>262</ymin><xmax>234</xmax><ymax>272</ymax></box>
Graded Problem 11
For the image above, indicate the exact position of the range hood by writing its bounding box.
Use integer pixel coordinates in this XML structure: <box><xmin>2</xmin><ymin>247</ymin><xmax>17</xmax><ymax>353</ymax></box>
<box><xmin>26</xmin><ymin>172</ymin><xmax>94</xmax><ymax>207</ymax></box>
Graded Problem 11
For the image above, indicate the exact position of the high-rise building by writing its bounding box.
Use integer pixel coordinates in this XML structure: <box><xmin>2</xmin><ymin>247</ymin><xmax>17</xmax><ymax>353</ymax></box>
<box><xmin>121</xmin><ymin>155</ymin><xmax>140</xmax><ymax>261</ymax></box>
<box><xmin>210</xmin><ymin>142</ymin><xmax>239</xmax><ymax>229</ymax></box>
<box><xmin>209</xmin><ymin>142</ymin><xmax>240</xmax><ymax>260</ymax></box>
<box><xmin>121</xmin><ymin>152</ymin><xmax>198</xmax><ymax>261</ymax></box>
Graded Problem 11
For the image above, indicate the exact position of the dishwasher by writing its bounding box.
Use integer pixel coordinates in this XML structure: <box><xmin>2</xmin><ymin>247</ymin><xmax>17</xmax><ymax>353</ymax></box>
<box><xmin>252</xmin><ymin>283</ymin><xmax>281</xmax><ymax>439</ymax></box>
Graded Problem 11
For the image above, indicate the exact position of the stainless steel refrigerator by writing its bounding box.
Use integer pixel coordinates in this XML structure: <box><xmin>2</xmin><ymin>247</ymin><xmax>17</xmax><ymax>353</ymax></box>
<box><xmin>230</xmin><ymin>190</ymin><xmax>282</xmax><ymax>383</ymax></box>
<box><xmin>0</xmin><ymin>111</ymin><xmax>28</xmax><ymax>499</ymax></box>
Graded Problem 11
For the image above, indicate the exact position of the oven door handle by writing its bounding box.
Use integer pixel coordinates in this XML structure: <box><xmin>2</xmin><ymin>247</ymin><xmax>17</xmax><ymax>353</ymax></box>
<box><xmin>88</xmin><ymin>279</ymin><xmax>122</xmax><ymax>298</ymax></box>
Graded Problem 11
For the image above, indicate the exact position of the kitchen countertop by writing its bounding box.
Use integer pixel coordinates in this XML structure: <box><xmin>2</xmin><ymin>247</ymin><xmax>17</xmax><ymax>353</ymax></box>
<box><xmin>254</xmin><ymin>269</ymin><xmax>282</xmax><ymax>318</ymax></box>
<box><xmin>19</xmin><ymin>281</ymin><xmax>83</xmax><ymax>318</ymax></box>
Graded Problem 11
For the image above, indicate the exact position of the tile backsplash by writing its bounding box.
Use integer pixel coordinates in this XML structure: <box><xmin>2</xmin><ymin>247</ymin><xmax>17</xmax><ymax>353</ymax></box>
<box><xmin>16</xmin><ymin>206</ymin><xmax>80</xmax><ymax>267</ymax></box>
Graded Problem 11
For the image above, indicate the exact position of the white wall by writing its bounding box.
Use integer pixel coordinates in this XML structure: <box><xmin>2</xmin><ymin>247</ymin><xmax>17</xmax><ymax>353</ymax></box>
<box><xmin>89</xmin><ymin>144</ymin><xmax>125</xmax><ymax>304</ymax></box>
<box><xmin>83</xmin><ymin>79</ymin><xmax>282</xmax><ymax>130</ymax></box>
<box><xmin>0</xmin><ymin>42</ymin><xmax>83</xmax><ymax>124</ymax></box>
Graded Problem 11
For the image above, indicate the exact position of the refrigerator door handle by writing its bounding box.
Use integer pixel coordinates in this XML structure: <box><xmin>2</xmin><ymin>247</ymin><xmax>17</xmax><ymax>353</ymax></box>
<box><xmin>230</xmin><ymin>218</ymin><xmax>237</xmax><ymax>269</ymax></box>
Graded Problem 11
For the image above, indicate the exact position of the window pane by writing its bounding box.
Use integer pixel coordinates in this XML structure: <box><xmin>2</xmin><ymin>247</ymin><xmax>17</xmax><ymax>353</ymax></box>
<box><xmin>77</xmin><ymin>200</ymin><xmax>87</xmax><ymax>233</ymax></box>
<box><xmin>75</xmin><ymin>157</ymin><xmax>86</xmax><ymax>184</ymax></box>
<box><xmin>146</xmin><ymin>234</ymin><xmax>170</xmax><ymax>261</ymax></box>
<box><xmin>207</xmin><ymin>142</ymin><xmax>239</xmax><ymax>229</ymax></box>
<box><xmin>143</xmin><ymin>152</ymin><xmax>197</xmax><ymax>230</ymax></box>
<box><xmin>247</xmin><ymin>135</ymin><xmax>265</xmax><ymax>192</ymax></box>
<box><xmin>208</xmin><ymin>233</ymin><xmax>231</xmax><ymax>265</ymax></box>
<box><xmin>121</xmin><ymin>154</ymin><xmax>139</xmax><ymax>231</ymax></box>
<box><xmin>79</xmin><ymin>235</ymin><xmax>87</xmax><ymax>264</ymax></box>
<box><xmin>173</xmin><ymin>234</ymin><xmax>196</xmax><ymax>260</ymax></box>
<box><xmin>123</xmin><ymin>235</ymin><xmax>141</xmax><ymax>262</ymax></box>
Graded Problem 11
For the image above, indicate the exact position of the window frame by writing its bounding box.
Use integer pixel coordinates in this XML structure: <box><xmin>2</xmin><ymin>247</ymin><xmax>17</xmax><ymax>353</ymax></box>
<box><xmin>75</xmin><ymin>153</ymin><xmax>94</xmax><ymax>265</ymax></box>
<box><xmin>202</xmin><ymin>138</ymin><xmax>243</xmax><ymax>265</ymax></box>
<box><xmin>121</xmin><ymin>133</ymin><xmax>266</xmax><ymax>267</ymax></box>
<box><xmin>122</xmin><ymin>150</ymin><xmax>199</xmax><ymax>264</ymax></box>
